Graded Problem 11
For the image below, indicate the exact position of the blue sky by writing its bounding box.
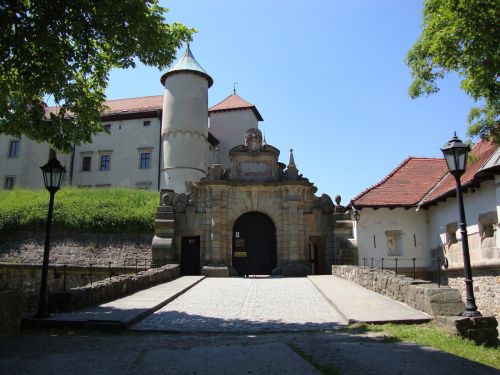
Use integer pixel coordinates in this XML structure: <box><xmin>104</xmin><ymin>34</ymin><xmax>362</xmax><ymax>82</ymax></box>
<box><xmin>107</xmin><ymin>0</ymin><xmax>475</xmax><ymax>202</ymax></box>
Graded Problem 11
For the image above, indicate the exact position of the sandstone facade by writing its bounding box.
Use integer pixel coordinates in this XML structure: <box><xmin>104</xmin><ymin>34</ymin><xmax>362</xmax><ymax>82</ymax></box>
<box><xmin>152</xmin><ymin>127</ymin><xmax>357</xmax><ymax>276</ymax></box>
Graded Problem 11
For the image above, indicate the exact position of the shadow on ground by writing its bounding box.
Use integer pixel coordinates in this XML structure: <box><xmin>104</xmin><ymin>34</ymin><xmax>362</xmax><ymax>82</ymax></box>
<box><xmin>132</xmin><ymin>309</ymin><xmax>345</xmax><ymax>332</ymax></box>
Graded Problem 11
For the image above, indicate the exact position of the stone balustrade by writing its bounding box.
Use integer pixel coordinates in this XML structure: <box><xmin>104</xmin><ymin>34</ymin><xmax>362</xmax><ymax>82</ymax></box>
<box><xmin>49</xmin><ymin>264</ymin><xmax>179</xmax><ymax>312</ymax></box>
<box><xmin>332</xmin><ymin>265</ymin><xmax>464</xmax><ymax>317</ymax></box>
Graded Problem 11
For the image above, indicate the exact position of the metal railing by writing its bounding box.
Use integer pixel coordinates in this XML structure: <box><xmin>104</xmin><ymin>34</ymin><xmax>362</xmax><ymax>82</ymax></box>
<box><xmin>358</xmin><ymin>256</ymin><xmax>445</xmax><ymax>287</ymax></box>
<box><xmin>52</xmin><ymin>258</ymin><xmax>150</xmax><ymax>292</ymax></box>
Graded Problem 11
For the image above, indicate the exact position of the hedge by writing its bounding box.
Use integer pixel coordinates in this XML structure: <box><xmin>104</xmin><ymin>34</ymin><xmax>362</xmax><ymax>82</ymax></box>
<box><xmin>0</xmin><ymin>188</ymin><xmax>158</xmax><ymax>239</ymax></box>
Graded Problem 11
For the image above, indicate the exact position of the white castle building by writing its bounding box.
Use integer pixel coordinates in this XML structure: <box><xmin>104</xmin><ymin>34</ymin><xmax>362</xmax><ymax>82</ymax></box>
<box><xmin>1</xmin><ymin>47</ymin><xmax>354</xmax><ymax>277</ymax></box>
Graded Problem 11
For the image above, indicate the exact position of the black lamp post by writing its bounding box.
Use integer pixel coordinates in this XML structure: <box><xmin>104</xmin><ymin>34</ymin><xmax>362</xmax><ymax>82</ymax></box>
<box><xmin>35</xmin><ymin>153</ymin><xmax>65</xmax><ymax>318</ymax></box>
<box><xmin>441</xmin><ymin>133</ymin><xmax>481</xmax><ymax>317</ymax></box>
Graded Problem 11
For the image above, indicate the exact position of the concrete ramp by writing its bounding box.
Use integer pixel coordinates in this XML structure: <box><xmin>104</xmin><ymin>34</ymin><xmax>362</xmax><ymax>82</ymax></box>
<box><xmin>23</xmin><ymin>276</ymin><xmax>205</xmax><ymax>329</ymax></box>
<box><xmin>308</xmin><ymin>275</ymin><xmax>432</xmax><ymax>324</ymax></box>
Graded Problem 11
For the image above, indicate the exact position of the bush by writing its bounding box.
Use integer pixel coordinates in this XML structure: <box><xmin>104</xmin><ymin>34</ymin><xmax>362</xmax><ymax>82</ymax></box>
<box><xmin>0</xmin><ymin>188</ymin><xmax>157</xmax><ymax>239</ymax></box>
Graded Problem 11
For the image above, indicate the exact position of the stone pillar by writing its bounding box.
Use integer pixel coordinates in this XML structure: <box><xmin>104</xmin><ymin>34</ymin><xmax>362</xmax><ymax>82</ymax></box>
<box><xmin>202</xmin><ymin>186</ymin><xmax>230</xmax><ymax>277</ymax></box>
<box><xmin>151</xmin><ymin>191</ymin><xmax>176</xmax><ymax>266</ymax></box>
<box><xmin>281</xmin><ymin>187</ymin><xmax>309</xmax><ymax>276</ymax></box>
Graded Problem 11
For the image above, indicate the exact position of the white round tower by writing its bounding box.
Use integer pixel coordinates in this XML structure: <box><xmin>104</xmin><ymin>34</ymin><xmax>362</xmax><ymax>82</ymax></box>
<box><xmin>160</xmin><ymin>46</ymin><xmax>213</xmax><ymax>193</ymax></box>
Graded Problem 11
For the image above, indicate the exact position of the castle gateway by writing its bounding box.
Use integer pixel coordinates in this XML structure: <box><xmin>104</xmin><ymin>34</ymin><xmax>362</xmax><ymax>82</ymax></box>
<box><xmin>151</xmin><ymin>47</ymin><xmax>354</xmax><ymax>276</ymax></box>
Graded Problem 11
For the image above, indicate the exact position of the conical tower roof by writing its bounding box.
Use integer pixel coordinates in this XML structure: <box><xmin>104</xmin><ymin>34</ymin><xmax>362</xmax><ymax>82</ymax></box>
<box><xmin>208</xmin><ymin>93</ymin><xmax>263</xmax><ymax>121</ymax></box>
<box><xmin>160</xmin><ymin>45</ymin><xmax>213</xmax><ymax>87</ymax></box>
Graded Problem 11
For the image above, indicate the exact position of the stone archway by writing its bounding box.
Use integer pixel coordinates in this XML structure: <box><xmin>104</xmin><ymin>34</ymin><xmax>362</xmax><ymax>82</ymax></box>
<box><xmin>232</xmin><ymin>212</ymin><xmax>277</xmax><ymax>275</ymax></box>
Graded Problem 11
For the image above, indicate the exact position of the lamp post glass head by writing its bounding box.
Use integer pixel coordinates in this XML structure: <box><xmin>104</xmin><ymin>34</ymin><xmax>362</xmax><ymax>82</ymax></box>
<box><xmin>40</xmin><ymin>154</ymin><xmax>66</xmax><ymax>192</ymax></box>
<box><xmin>440</xmin><ymin>133</ymin><xmax>469</xmax><ymax>177</ymax></box>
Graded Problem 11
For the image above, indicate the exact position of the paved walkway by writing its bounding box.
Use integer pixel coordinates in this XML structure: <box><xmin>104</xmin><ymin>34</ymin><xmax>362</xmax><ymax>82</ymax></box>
<box><xmin>8</xmin><ymin>276</ymin><xmax>497</xmax><ymax>374</ymax></box>
<box><xmin>29</xmin><ymin>276</ymin><xmax>204</xmax><ymax>328</ymax></box>
<box><xmin>309</xmin><ymin>275</ymin><xmax>432</xmax><ymax>324</ymax></box>
<box><xmin>33</xmin><ymin>275</ymin><xmax>432</xmax><ymax>331</ymax></box>
<box><xmin>133</xmin><ymin>277</ymin><xmax>345</xmax><ymax>332</ymax></box>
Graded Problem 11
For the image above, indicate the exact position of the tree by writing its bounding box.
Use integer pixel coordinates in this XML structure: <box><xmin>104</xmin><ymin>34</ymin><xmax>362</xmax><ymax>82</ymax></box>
<box><xmin>406</xmin><ymin>0</ymin><xmax>499</xmax><ymax>144</ymax></box>
<box><xmin>0</xmin><ymin>0</ymin><xmax>194</xmax><ymax>152</ymax></box>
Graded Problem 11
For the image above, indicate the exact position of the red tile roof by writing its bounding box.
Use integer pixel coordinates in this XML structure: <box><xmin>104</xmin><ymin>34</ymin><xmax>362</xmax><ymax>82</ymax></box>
<box><xmin>45</xmin><ymin>95</ymin><xmax>163</xmax><ymax>117</ymax></box>
<box><xmin>208</xmin><ymin>93</ymin><xmax>263</xmax><ymax>121</ymax></box>
<box><xmin>351</xmin><ymin>140</ymin><xmax>499</xmax><ymax>209</ymax></box>
<box><xmin>351</xmin><ymin>158</ymin><xmax>449</xmax><ymax>208</ymax></box>
<box><xmin>421</xmin><ymin>140</ymin><xmax>498</xmax><ymax>205</ymax></box>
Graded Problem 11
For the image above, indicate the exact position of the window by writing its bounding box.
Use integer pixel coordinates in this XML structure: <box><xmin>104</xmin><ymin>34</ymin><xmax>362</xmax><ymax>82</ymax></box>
<box><xmin>139</xmin><ymin>152</ymin><xmax>151</xmax><ymax>169</ymax></box>
<box><xmin>103</xmin><ymin>124</ymin><xmax>111</xmax><ymax>131</ymax></box>
<box><xmin>4</xmin><ymin>176</ymin><xmax>15</xmax><ymax>190</ymax></box>
<box><xmin>82</xmin><ymin>156</ymin><xmax>91</xmax><ymax>171</ymax></box>
<box><xmin>95</xmin><ymin>184</ymin><xmax>111</xmax><ymax>188</ymax></box>
<box><xmin>100</xmin><ymin>154</ymin><xmax>111</xmax><ymax>170</ymax></box>
<box><xmin>8</xmin><ymin>140</ymin><xmax>19</xmax><ymax>158</ymax></box>
<box><xmin>143</xmin><ymin>120</ymin><xmax>150</xmax><ymax>127</ymax></box>
<box><xmin>385</xmin><ymin>230</ymin><xmax>403</xmax><ymax>256</ymax></box>
<box><xmin>479</xmin><ymin>211</ymin><xmax>497</xmax><ymax>247</ymax></box>
<box><xmin>446</xmin><ymin>222</ymin><xmax>458</xmax><ymax>244</ymax></box>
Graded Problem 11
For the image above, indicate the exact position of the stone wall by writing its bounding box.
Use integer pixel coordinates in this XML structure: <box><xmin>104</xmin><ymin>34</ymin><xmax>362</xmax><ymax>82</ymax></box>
<box><xmin>443</xmin><ymin>267</ymin><xmax>499</xmax><ymax>318</ymax></box>
<box><xmin>0</xmin><ymin>263</ymin><xmax>148</xmax><ymax>333</ymax></box>
<box><xmin>49</xmin><ymin>264</ymin><xmax>179</xmax><ymax>312</ymax></box>
<box><xmin>332</xmin><ymin>265</ymin><xmax>464</xmax><ymax>317</ymax></box>
<box><xmin>0</xmin><ymin>231</ymin><xmax>153</xmax><ymax>267</ymax></box>
<box><xmin>0</xmin><ymin>230</ymin><xmax>155</xmax><ymax>333</ymax></box>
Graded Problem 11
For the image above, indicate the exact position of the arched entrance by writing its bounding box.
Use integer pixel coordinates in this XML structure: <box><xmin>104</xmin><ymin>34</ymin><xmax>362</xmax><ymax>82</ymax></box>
<box><xmin>232</xmin><ymin>212</ymin><xmax>276</xmax><ymax>276</ymax></box>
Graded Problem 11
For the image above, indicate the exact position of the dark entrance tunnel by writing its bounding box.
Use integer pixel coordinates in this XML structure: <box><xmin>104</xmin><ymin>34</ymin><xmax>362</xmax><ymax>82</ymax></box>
<box><xmin>232</xmin><ymin>212</ymin><xmax>277</xmax><ymax>276</ymax></box>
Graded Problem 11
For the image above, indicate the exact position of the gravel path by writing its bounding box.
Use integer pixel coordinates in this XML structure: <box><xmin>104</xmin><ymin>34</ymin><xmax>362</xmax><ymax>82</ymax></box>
<box><xmin>133</xmin><ymin>277</ymin><xmax>345</xmax><ymax>332</ymax></box>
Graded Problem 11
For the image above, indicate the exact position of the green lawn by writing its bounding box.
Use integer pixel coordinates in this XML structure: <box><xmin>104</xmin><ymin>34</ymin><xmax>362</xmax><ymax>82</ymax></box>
<box><xmin>364</xmin><ymin>323</ymin><xmax>499</xmax><ymax>369</ymax></box>
<box><xmin>0</xmin><ymin>188</ymin><xmax>158</xmax><ymax>239</ymax></box>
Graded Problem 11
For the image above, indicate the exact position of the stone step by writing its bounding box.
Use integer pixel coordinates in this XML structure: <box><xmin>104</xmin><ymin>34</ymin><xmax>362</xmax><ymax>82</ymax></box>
<box><xmin>155</xmin><ymin>228</ymin><xmax>175</xmax><ymax>236</ymax></box>
<box><xmin>156</xmin><ymin>206</ymin><xmax>174</xmax><ymax>213</ymax></box>
<box><xmin>156</xmin><ymin>212</ymin><xmax>174</xmax><ymax>220</ymax></box>
<box><xmin>155</xmin><ymin>220</ymin><xmax>175</xmax><ymax>230</ymax></box>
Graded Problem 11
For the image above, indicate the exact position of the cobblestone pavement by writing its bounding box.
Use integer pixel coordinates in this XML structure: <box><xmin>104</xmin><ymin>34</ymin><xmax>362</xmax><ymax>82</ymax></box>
<box><xmin>133</xmin><ymin>277</ymin><xmax>345</xmax><ymax>332</ymax></box>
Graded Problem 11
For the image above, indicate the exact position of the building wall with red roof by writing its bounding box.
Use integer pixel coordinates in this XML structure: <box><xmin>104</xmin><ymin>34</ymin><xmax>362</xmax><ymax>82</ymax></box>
<box><xmin>355</xmin><ymin>207</ymin><xmax>431</xmax><ymax>269</ymax></box>
<box><xmin>427</xmin><ymin>178</ymin><xmax>499</xmax><ymax>269</ymax></box>
<box><xmin>72</xmin><ymin>116</ymin><xmax>162</xmax><ymax>189</ymax></box>
<box><xmin>352</xmin><ymin>141</ymin><xmax>499</xmax><ymax>317</ymax></box>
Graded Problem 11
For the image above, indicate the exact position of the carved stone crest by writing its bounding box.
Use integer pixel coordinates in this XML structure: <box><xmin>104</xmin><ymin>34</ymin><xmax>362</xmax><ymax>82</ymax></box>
<box><xmin>173</xmin><ymin>193</ymin><xmax>188</xmax><ymax>213</ymax></box>
<box><xmin>244</xmin><ymin>128</ymin><xmax>263</xmax><ymax>151</ymax></box>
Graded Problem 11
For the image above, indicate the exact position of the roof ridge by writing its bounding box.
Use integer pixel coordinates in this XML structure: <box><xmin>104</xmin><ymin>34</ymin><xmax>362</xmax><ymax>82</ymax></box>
<box><xmin>209</xmin><ymin>93</ymin><xmax>255</xmax><ymax>109</ymax></box>
<box><xmin>350</xmin><ymin>156</ymin><xmax>414</xmax><ymax>204</ymax></box>
<box><xmin>417</xmin><ymin>169</ymin><xmax>450</xmax><ymax>209</ymax></box>
<box><xmin>472</xmin><ymin>140</ymin><xmax>497</xmax><ymax>171</ymax></box>
<box><xmin>45</xmin><ymin>95</ymin><xmax>163</xmax><ymax>110</ymax></box>
<box><xmin>104</xmin><ymin>94</ymin><xmax>163</xmax><ymax>102</ymax></box>
<box><xmin>208</xmin><ymin>92</ymin><xmax>263</xmax><ymax>121</ymax></box>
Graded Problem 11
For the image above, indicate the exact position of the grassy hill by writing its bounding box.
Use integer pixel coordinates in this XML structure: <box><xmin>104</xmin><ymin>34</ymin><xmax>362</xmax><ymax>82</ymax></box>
<box><xmin>0</xmin><ymin>188</ymin><xmax>158</xmax><ymax>239</ymax></box>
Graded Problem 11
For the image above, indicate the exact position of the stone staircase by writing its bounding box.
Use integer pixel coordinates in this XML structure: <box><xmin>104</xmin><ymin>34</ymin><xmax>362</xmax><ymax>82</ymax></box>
<box><xmin>151</xmin><ymin>204</ymin><xmax>176</xmax><ymax>266</ymax></box>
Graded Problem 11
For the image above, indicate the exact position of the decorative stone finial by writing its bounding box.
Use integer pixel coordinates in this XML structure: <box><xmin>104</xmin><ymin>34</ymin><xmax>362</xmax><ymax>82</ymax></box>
<box><xmin>244</xmin><ymin>128</ymin><xmax>263</xmax><ymax>151</ymax></box>
<box><xmin>288</xmin><ymin>149</ymin><xmax>296</xmax><ymax>168</ymax></box>
<box><xmin>334</xmin><ymin>195</ymin><xmax>347</xmax><ymax>213</ymax></box>
<box><xmin>286</xmin><ymin>148</ymin><xmax>298</xmax><ymax>181</ymax></box>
